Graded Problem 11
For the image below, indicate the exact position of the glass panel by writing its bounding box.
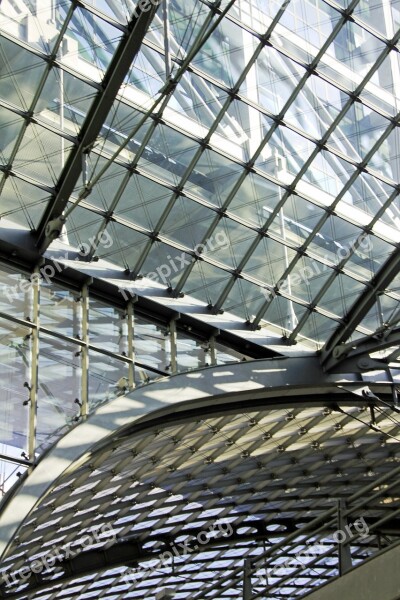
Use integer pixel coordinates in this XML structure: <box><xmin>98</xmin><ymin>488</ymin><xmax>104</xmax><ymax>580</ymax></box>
<box><xmin>192</xmin><ymin>18</ymin><xmax>254</xmax><ymax>88</ymax></box>
<box><xmin>65</xmin><ymin>204</ymin><xmax>116</xmax><ymax>254</ymax></box>
<box><xmin>88</xmin><ymin>350</ymin><xmax>129</xmax><ymax>410</ymax></box>
<box><xmin>0</xmin><ymin>269</ymin><xmax>34</xmax><ymax>321</ymax></box>
<box><xmin>36</xmin><ymin>67</ymin><xmax>97</xmax><ymax>136</ymax></box>
<box><xmin>138</xmin><ymin>123</ymin><xmax>199</xmax><ymax>187</ymax></box>
<box><xmin>161</xmin><ymin>197</ymin><xmax>216</xmax><ymax>249</ymax></box>
<box><xmin>242</xmin><ymin>45</ymin><xmax>306</xmax><ymax>115</ymax></box>
<box><xmin>0</xmin><ymin>318</ymin><xmax>31</xmax><ymax>459</ymax></box>
<box><xmin>295</xmin><ymin>310</ymin><xmax>339</xmax><ymax>347</ymax></box>
<box><xmin>353</xmin><ymin>0</ymin><xmax>397</xmax><ymax>39</ymax></box>
<box><xmin>319</xmin><ymin>20</ymin><xmax>386</xmax><ymax>89</ymax></box>
<box><xmin>317</xmin><ymin>274</ymin><xmax>366</xmax><ymax>318</ymax></box>
<box><xmin>90</xmin><ymin>300</ymin><xmax>127</xmax><ymax>355</ymax></box>
<box><xmin>0</xmin><ymin>106</ymin><xmax>25</xmax><ymax>165</ymax></box>
<box><xmin>61</xmin><ymin>5</ymin><xmax>123</xmax><ymax>82</ymax></box>
<box><xmin>0</xmin><ymin>38</ymin><xmax>46</xmax><ymax>111</ymax></box>
<box><xmin>261</xmin><ymin>295</ymin><xmax>309</xmax><ymax>337</ymax></box>
<box><xmin>151</xmin><ymin>0</ymin><xmax>211</xmax><ymax>64</ymax></box>
<box><xmin>170</xmin><ymin>72</ymin><xmax>230</xmax><ymax>140</ymax></box>
<box><xmin>40</xmin><ymin>283</ymin><xmax>80</xmax><ymax>337</ymax></box>
<box><xmin>223</xmin><ymin>278</ymin><xmax>269</xmax><ymax>321</ymax></box>
<box><xmin>176</xmin><ymin>332</ymin><xmax>209</xmax><ymax>371</ymax></box>
<box><xmin>0</xmin><ymin>0</ymin><xmax>71</xmax><ymax>54</ymax></box>
<box><xmin>0</xmin><ymin>177</ymin><xmax>50</xmax><ymax>229</ymax></box>
<box><xmin>185</xmin><ymin>149</ymin><xmax>243</xmax><ymax>207</ymax></box>
<box><xmin>13</xmin><ymin>123</ymin><xmax>73</xmax><ymax>186</ymax></box>
<box><xmin>84</xmin><ymin>0</ymin><xmax>131</xmax><ymax>25</ymax></box>
<box><xmin>36</xmin><ymin>334</ymin><xmax>81</xmax><ymax>453</ymax></box>
<box><xmin>0</xmin><ymin>460</ymin><xmax>28</xmax><ymax>497</ymax></box>
<box><xmin>285</xmin><ymin>74</ymin><xmax>344</xmax><ymax>140</ymax></box>
<box><xmin>277</xmin><ymin>0</ymin><xmax>340</xmax><ymax>61</ymax></box>
<box><xmin>135</xmin><ymin>315</ymin><xmax>170</xmax><ymax>375</ymax></box>
<box><xmin>287</xmin><ymin>256</ymin><xmax>332</xmax><ymax>304</ymax></box>
<box><xmin>228</xmin><ymin>173</ymin><xmax>283</xmax><ymax>229</ymax></box>
<box><xmin>244</xmin><ymin>237</ymin><xmax>297</xmax><ymax>288</ymax></box>
<box><xmin>183</xmin><ymin>260</ymin><xmax>233</xmax><ymax>306</ymax></box>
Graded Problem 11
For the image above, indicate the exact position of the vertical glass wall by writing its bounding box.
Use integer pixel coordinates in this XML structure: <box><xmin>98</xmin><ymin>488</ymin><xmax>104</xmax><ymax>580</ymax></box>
<box><xmin>0</xmin><ymin>262</ymin><xmax>246</xmax><ymax>496</ymax></box>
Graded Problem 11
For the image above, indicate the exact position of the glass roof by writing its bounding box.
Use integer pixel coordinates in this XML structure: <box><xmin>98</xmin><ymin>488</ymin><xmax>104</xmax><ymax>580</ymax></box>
<box><xmin>0</xmin><ymin>0</ymin><xmax>399</xmax><ymax>355</ymax></box>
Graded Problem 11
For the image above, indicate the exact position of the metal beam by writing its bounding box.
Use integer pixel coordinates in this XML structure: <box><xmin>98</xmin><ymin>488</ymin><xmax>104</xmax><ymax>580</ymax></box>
<box><xmin>0</xmin><ymin>356</ymin><xmax>378</xmax><ymax>558</ymax></box>
<box><xmin>35</xmin><ymin>2</ymin><xmax>159</xmax><ymax>253</ymax></box>
<box><xmin>5</xmin><ymin>514</ymin><xmax>392</xmax><ymax>597</ymax></box>
<box><xmin>321</xmin><ymin>247</ymin><xmax>400</xmax><ymax>372</ymax></box>
<box><xmin>0</xmin><ymin>234</ymin><xmax>279</xmax><ymax>362</ymax></box>
<box><xmin>0</xmin><ymin>519</ymin><xmax>293</xmax><ymax>596</ymax></box>
<box><xmin>324</xmin><ymin>326</ymin><xmax>400</xmax><ymax>373</ymax></box>
<box><xmin>243</xmin><ymin>558</ymin><xmax>253</xmax><ymax>600</ymax></box>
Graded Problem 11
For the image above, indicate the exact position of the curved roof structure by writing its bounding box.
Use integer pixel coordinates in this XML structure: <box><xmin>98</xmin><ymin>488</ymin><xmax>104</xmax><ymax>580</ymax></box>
<box><xmin>0</xmin><ymin>0</ymin><xmax>399</xmax><ymax>598</ymax></box>
<box><xmin>1</xmin><ymin>360</ymin><xmax>400</xmax><ymax>599</ymax></box>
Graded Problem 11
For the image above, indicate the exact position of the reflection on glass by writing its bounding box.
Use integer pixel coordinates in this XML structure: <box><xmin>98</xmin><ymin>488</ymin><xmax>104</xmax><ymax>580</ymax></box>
<box><xmin>0</xmin><ymin>319</ymin><xmax>31</xmax><ymax>459</ymax></box>
<box><xmin>41</xmin><ymin>283</ymin><xmax>80</xmax><ymax>337</ymax></box>
<box><xmin>176</xmin><ymin>333</ymin><xmax>209</xmax><ymax>371</ymax></box>
<box><xmin>90</xmin><ymin>299</ymin><xmax>127</xmax><ymax>355</ymax></box>
<box><xmin>36</xmin><ymin>335</ymin><xmax>81</xmax><ymax>452</ymax></box>
<box><xmin>88</xmin><ymin>350</ymin><xmax>129</xmax><ymax>410</ymax></box>
<box><xmin>0</xmin><ymin>269</ymin><xmax>33</xmax><ymax>321</ymax></box>
<box><xmin>135</xmin><ymin>316</ymin><xmax>170</xmax><ymax>378</ymax></box>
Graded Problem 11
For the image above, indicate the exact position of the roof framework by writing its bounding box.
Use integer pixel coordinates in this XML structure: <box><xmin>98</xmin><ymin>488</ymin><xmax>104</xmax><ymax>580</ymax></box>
<box><xmin>0</xmin><ymin>0</ymin><xmax>398</xmax><ymax>361</ymax></box>
<box><xmin>0</xmin><ymin>359</ymin><xmax>399</xmax><ymax>599</ymax></box>
<box><xmin>0</xmin><ymin>0</ymin><xmax>399</xmax><ymax>597</ymax></box>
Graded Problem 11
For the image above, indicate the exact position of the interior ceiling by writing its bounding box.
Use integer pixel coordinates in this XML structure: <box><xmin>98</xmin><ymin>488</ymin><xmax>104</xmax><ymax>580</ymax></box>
<box><xmin>0</xmin><ymin>0</ymin><xmax>398</xmax><ymax>357</ymax></box>
<box><xmin>0</xmin><ymin>1</ymin><xmax>399</xmax><ymax>597</ymax></box>
<box><xmin>0</xmin><ymin>396</ymin><xmax>400</xmax><ymax>599</ymax></box>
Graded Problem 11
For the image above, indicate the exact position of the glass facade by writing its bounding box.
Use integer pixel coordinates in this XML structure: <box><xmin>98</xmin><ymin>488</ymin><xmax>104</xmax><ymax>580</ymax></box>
<box><xmin>0</xmin><ymin>262</ymin><xmax>244</xmax><ymax>495</ymax></box>
<box><xmin>0</xmin><ymin>0</ymin><xmax>399</xmax><ymax>597</ymax></box>
<box><xmin>0</xmin><ymin>0</ymin><xmax>398</xmax><ymax>350</ymax></box>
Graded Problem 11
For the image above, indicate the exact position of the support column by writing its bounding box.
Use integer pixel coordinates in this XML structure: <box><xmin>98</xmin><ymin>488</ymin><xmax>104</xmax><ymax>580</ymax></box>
<box><xmin>243</xmin><ymin>557</ymin><xmax>252</xmax><ymax>600</ymax></box>
<box><xmin>170</xmin><ymin>317</ymin><xmax>178</xmax><ymax>374</ymax></box>
<box><xmin>80</xmin><ymin>282</ymin><xmax>90</xmax><ymax>419</ymax></box>
<box><xmin>127</xmin><ymin>300</ymin><xmax>136</xmax><ymax>390</ymax></box>
<box><xmin>337</xmin><ymin>499</ymin><xmax>352</xmax><ymax>576</ymax></box>
<box><xmin>209</xmin><ymin>335</ymin><xmax>217</xmax><ymax>366</ymax></box>
<box><xmin>28</xmin><ymin>268</ymin><xmax>40</xmax><ymax>462</ymax></box>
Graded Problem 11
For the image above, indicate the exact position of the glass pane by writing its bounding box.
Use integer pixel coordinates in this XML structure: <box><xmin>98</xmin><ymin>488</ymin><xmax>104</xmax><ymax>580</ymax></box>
<box><xmin>90</xmin><ymin>299</ymin><xmax>127</xmax><ymax>355</ymax></box>
<box><xmin>0</xmin><ymin>269</ymin><xmax>34</xmax><ymax>321</ymax></box>
<box><xmin>176</xmin><ymin>332</ymin><xmax>209</xmax><ymax>371</ymax></box>
<box><xmin>88</xmin><ymin>350</ymin><xmax>129</xmax><ymax>410</ymax></box>
<box><xmin>0</xmin><ymin>318</ymin><xmax>31</xmax><ymax>459</ymax></box>
<box><xmin>40</xmin><ymin>283</ymin><xmax>80</xmax><ymax>337</ymax></box>
<box><xmin>135</xmin><ymin>315</ymin><xmax>170</xmax><ymax>375</ymax></box>
<box><xmin>0</xmin><ymin>38</ymin><xmax>46</xmax><ymax>110</ymax></box>
<box><xmin>36</xmin><ymin>335</ymin><xmax>81</xmax><ymax>453</ymax></box>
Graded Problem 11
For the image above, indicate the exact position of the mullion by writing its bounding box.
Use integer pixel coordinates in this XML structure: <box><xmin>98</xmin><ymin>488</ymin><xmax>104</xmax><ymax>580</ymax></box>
<box><xmin>196</xmin><ymin>0</ymin><xmax>364</xmax><ymax>314</ymax></box>
<box><xmin>250</xmin><ymin>27</ymin><xmax>400</xmax><ymax>328</ymax></box>
<box><xmin>279</xmin><ymin>111</ymin><xmax>400</xmax><ymax>339</ymax></box>
<box><xmin>0</xmin><ymin>3</ymin><xmax>77</xmax><ymax>200</ymax></box>
<box><xmin>63</xmin><ymin>0</ymin><xmax>237</xmax><ymax>224</ymax></box>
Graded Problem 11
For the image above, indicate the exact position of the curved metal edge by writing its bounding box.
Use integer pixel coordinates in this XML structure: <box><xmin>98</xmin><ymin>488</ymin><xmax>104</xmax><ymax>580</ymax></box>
<box><xmin>0</xmin><ymin>356</ymin><xmax>392</xmax><ymax>559</ymax></box>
